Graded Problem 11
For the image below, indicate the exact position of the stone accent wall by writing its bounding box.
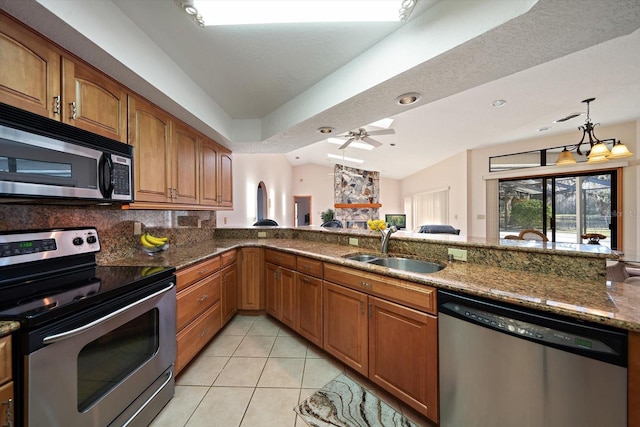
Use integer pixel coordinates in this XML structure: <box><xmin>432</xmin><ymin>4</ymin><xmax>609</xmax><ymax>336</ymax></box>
<box><xmin>333</xmin><ymin>164</ymin><xmax>379</xmax><ymax>228</ymax></box>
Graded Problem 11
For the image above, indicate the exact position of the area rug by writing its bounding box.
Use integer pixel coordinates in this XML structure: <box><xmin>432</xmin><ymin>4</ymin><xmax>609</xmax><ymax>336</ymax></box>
<box><xmin>294</xmin><ymin>374</ymin><xmax>418</xmax><ymax>427</ymax></box>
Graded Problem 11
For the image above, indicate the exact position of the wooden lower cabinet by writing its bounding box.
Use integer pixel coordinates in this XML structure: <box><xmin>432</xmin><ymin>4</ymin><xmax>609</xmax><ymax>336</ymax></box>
<box><xmin>323</xmin><ymin>281</ymin><xmax>368</xmax><ymax>376</ymax></box>
<box><xmin>296</xmin><ymin>273</ymin><xmax>323</xmax><ymax>347</ymax></box>
<box><xmin>239</xmin><ymin>248</ymin><xmax>264</xmax><ymax>310</ymax></box>
<box><xmin>369</xmin><ymin>296</ymin><xmax>438</xmax><ymax>422</ymax></box>
<box><xmin>176</xmin><ymin>302</ymin><xmax>221</xmax><ymax>374</ymax></box>
<box><xmin>221</xmin><ymin>262</ymin><xmax>238</xmax><ymax>325</ymax></box>
<box><xmin>0</xmin><ymin>335</ymin><xmax>12</xmax><ymax>427</ymax></box>
<box><xmin>265</xmin><ymin>262</ymin><xmax>296</xmax><ymax>329</ymax></box>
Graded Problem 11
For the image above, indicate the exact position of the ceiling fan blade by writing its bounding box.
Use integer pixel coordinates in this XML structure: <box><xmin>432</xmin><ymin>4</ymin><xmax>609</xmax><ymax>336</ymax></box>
<box><xmin>362</xmin><ymin>136</ymin><xmax>383</xmax><ymax>147</ymax></box>
<box><xmin>366</xmin><ymin>129</ymin><xmax>395</xmax><ymax>136</ymax></box>
<box><xmin>338</xmin><ymin>138</ymin><xmax>355</xmax><ymax>150</ymax></box>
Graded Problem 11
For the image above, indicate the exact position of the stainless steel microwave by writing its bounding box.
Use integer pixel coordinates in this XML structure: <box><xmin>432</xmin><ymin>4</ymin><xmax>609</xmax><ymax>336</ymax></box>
<box><xmin>0</xmin><ymin>103</ymin><xmax>133</xmax><ymax>202</ymax></box>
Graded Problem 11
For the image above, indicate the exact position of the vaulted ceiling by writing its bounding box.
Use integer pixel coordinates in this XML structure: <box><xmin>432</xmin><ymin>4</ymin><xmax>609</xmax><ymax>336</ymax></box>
<box><xmin>2</xmin><ymin>0</ymin><xmax>640</xmax><ymax>179</ymax></box>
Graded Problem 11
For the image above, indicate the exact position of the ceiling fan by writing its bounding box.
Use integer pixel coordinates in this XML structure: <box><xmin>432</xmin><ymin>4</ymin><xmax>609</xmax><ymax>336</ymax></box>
<box><xmin>337</xmin><ymin>127</ymin><xmax>395</xmax><ymax>150</ymax></box>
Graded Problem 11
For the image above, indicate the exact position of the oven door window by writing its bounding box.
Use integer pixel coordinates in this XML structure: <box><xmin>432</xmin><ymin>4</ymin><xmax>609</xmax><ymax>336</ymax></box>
<box><xmin>77</xmin><ymin>308</ymin><xmax>159</xmax><ymax>412</ymax></box>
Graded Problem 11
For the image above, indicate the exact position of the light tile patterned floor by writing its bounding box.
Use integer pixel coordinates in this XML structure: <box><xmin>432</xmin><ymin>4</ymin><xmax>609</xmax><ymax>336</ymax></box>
<box><xmin>150</xmin><ymin>315</ymin><xmax>436</xmax><ymax>427</ymax></box>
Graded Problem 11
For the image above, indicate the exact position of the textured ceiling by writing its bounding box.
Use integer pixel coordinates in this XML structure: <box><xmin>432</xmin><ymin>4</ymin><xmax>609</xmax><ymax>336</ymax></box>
<box><xmin>1</xmin><ymin>0</ymin><xmax>640</xmax><ymax>179</ymax></box>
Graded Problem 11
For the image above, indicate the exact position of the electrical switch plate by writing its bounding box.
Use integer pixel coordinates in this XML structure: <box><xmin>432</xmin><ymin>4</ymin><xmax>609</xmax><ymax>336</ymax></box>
<box><xmin>258</xmin><ymin>231</ymin><xmax>267</xmax><ymax>238</ymax></box>
<box><xmin>349</xmin><ymin>237</ymin><xmax>359</xmax><ymax>246</ymax></box>
<box><xmin>133</xmin><ymin>222</ymin><xmax>142</xmax><ymax>236</ymax></box>
<box><xmin>448</xmin><ymin>248</ymin><xmax>467</xmax><ymax>261</ymax></box>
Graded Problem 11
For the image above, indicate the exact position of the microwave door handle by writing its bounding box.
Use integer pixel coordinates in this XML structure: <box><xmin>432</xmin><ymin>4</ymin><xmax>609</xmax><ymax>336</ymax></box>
<box><xmin>42</xmin><ymin>283</ymin><xmax>174</xmax><ymax>345</ymax></box>
<box><xmin>98</xmin><ymin>152</ymin><xmax>114</xmax><ymax>198</ymax></box>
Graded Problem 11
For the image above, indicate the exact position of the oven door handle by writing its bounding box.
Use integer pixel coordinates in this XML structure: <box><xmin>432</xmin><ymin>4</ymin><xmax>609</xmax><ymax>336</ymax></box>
<box><xmin>42</xmin><ymin>283</ymin><xmax>174</xmax><ymax>345</ymax></box>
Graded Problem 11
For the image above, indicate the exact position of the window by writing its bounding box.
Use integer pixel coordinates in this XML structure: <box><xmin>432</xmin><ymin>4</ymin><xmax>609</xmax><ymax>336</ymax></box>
<box><xmin>499</xmin><ymin>170</ymin><xmax>619</xmax><ymax>248</ymax></box>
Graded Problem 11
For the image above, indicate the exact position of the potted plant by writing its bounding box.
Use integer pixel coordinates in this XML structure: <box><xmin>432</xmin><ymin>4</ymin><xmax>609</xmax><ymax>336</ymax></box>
<box><xmin>320</xmin><ymin>208</ymin><xmax>335</xmax><ymax>223</ymax></box>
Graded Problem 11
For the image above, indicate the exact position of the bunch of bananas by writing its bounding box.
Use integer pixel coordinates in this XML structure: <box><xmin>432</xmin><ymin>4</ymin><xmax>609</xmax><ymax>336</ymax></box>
<box><xmin>367</xmin><ymin>219</ymin><xmax>387</xmax><ymax>231</ymax></box>
<box><xmin>140</xmin><ymin>266</ymin><xmax>166</xmax><ymax>277</ymax></box>
<box><xmin>140</xmin><ymin>232</ymin><xmax>169</xmax><ymax>254</ymax></box>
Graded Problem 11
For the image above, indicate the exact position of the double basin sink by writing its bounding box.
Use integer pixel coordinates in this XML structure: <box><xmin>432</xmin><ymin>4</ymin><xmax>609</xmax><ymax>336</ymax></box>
<box><xmin>344</xmin><ymin>253</ymin><xmax>444</xmax><ymax>274</ymax></box>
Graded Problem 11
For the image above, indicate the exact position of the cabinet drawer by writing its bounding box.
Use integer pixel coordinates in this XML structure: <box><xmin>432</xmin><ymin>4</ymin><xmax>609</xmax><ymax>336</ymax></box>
<box><xmin>176</xmin><ymin>302</ymin><xmax>221</xmax><ymax>375</ymax></box>
<box><xmin>0</xmin><ymin>336</ymin><xmax>10</xmax><ymax>385</ymax></box>
<box><xmin>296</xmin><ymin>256</ymin><xmax>323</xmax><ymax>278</ymax></box>
<box><xmin>0</xmin><ymin>381</ymin><xmax>13</xmax><ymax>425</ymax></box>
<box><xmin>177</xmin><ymin>256</ymin><xmax>221</xmax><ymax>291</ymax></box>
<box><xmin>177</xmin><ymin>273</ymin><xmax>220</xmax><ymax>331</ymax></box>
<box><xmin>265</xmin><ymin>249</ymin><xmax>296</xmax><ymax>269</ymax></box>
<box><xmin>221</xmin><ymin>249</ymin><xmax>238</xmax><ymax>267</ymax></box>
<box><xmin>323</xmin><ymin>263</ymin><xmax>436</xmax><ymax>314</ymax></box>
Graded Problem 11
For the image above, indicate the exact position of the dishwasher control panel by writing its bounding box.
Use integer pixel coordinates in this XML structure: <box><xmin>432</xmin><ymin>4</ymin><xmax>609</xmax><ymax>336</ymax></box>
<box><xmin>441</xmin><ymin>301</ymin><xmax>619</xmax><ymax>355</ymax></box>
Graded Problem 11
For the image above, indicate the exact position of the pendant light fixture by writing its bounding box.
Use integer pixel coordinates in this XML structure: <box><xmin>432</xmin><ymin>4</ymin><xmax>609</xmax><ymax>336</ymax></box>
<box><xmin>556</xmin><ymin>98</ymin><xmax>633</xmax><ymax>165</ymax></box>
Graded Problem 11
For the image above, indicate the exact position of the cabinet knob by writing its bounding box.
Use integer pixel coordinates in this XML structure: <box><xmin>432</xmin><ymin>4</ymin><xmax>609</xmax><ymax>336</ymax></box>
<box><xmin>198</xmin><ymin>294</ymin><xmax>209</xmax><ymax>302</ymax></box>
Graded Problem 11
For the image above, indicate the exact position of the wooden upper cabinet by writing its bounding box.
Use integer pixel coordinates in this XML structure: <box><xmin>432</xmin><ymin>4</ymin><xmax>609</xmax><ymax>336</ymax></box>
<box><xmin>219</xmin><ymin>151</ymin><xmax>233</xmax><ymax>207</ymax></box>
<box><xmin>200</xmin><ymin>138</ymin><xmax>220</xmax><ymax>206</ymax></box>
<box><xmin>172</xmin><ymin>121</ymin><xmax>200</xmax><ymax>204</ymax></box>
<box><xmin>0</xmin><ymin>12</ymin><xmax>61</xmax><ymax>119</ymax></box>
<box><xmin>128</xmin><ymin>95</ymin><xmax>172</xmax><ymax>203</ymax></box>
<box><xmin>61</xmin><ymin>57</ymin><xmax>127</xmax><ymax>142</ymax></box>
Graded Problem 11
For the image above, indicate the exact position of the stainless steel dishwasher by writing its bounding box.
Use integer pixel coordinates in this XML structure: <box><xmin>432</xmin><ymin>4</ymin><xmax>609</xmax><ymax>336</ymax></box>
<box><xmin>438</xmin><ymin>290</ymin><xmax>627</xmax><ymax>427</ymax></box>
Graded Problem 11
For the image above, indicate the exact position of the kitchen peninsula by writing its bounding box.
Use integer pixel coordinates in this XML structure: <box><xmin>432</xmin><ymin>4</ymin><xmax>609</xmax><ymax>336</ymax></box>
<box><xmin>103</xmin><ymin>226</ymin><xmax>639</xmax><ymax>426</ymax></box>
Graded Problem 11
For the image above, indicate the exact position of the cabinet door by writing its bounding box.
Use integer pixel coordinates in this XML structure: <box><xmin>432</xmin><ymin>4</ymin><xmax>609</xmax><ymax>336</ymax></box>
<box><xmin>61</xmin><ymin>58</ymin><xmax>127</xmax><ymax>142</ymax></box>
<box><xmin>239</xmin><ymin>248</ymin><xmax>263</xmax><ymax>310</ymax></box>
<box><xmin>0</xmin><ymin>13</ymin><xmax>60</xmax><ymax>119</ymax></box>
<box><xmin>221</xmin><ymin>263</ymin><xmax>238</xmax><ymax>325</ymax></box>
<box><xmin>172</xmin><ymin>121</ymin><xmax>199</xmax><ymax>204</ymax></box>
<box><xmin>323</xmin><ymin>281</ymin><xmax>368</xmax><ymax>376</ymax></box>
<box><xmin>0</xmin><ymin>381</ymin><xmax>13</xmax><ymax>427</ymax></box>
<box><xmin>218</xmin><ymin>151</ymin><xmax>233</xmax><ymax>207</ymax></box>
<box><xmin>280</xmin><ymin>268</ymin><xmax>296</xmax><ymax>329</ymax></box>
<box><xmin>369</xmin><ymin>296</ymin><xmax>438</xmax><ymax>422</ymax></box>
<box><xmin>128</xmin><ymin>95</ymin><xmax>171</xmax><ymax>203</ymax></box>
<box><xmin>199</xmin><ymin>138</ymin><xmax>219</xmax><ymax>206</ymax></box>
<box><xmin>265</xmin><ymin>262</ymin><xmax>281</xmax><ymax>318</ymax></box>
<box><xmin>176</xmin><ymin>273</ymin><xmax>220</xmax><ymax>331</ymax></box>
<box><xmin>297</xmin><ymin>273</ymin><xmax>322</xmax><ymax>347</ymax></box>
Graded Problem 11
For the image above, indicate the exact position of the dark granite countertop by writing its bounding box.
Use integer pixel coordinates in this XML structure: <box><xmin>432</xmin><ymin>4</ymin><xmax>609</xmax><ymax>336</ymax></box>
<box><xmin>104</xmin><ymin>237</ymin><xmax>640</xmax><ymax>332</ymax></box>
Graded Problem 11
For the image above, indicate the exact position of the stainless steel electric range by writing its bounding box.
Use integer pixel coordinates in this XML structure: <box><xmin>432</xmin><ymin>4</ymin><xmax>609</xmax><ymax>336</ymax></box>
<box><xmin>0</xmin><ymin>227</ymin><xmax>176</xmax><ymax>427</ymax></box>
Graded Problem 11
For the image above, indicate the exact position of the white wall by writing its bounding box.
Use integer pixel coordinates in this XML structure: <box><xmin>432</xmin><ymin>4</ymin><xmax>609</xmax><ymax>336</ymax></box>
<box><xmin>217</xmin><ymin>154</ymin><xmax>293</xmax><ymax>227</ymax></box>
<box><xmin>401</xmin><ymin>151</ymin><xmax>468</xmax><ymax>233</ymax></box>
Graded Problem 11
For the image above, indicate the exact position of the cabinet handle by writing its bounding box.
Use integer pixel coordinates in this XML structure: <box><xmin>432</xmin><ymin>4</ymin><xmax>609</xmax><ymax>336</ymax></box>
<box><xmin>53</xmin><ymin>95</ymin><xmax>61</xmax><ymax>115</ymax></box>
<box><xmin>300</xmin><ymin>276</ymin><xmax>311</xmax><ymax>283</ymax></box>
<box><xmin>69</xmin><ymin>101</ymin><xmax>77</xmax><ymax>120</ymax></box>
<box><xmin>359</xmin><ymin>281</ymin><xmax>372</xmax><ymax>289</ymax></box>
<box><xmin>198</xmin><ymin>268</ymin><xmax>209</xmax><ymax>275</ymax></box>
<box><xmin>360</xmin><ymin>301</ymin><xmax>364</xmax><ymax>315</ymax></box>
<box><xmin>301</xmin><ymin>265</ymin><xmax>311</xmax><ymax>270</ymax></box>
<box><xmin>368</xmin><ymin>302</ymin><xmax>372</xmax><ymax>318</ymax></box>
<box><xmin>199</xmin><ymin>328</ymin><xmax>210</xmax><ymax>337</ymax></box>
<box><xmin>198</xmin><ymin>294</ymin><xmax>209</xmax><ymax>302</ymax></box>
<box><xmin>1</xmin><ymin>398</ymin><xmax>13</xmax><ymax>427</ymax></box>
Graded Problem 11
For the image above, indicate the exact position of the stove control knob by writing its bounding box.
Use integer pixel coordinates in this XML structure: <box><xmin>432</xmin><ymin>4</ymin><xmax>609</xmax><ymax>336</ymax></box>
<box><xmin>86</xmin><ymin>235</ymin><xmax>97</xmax><ymax>244</ymax></box>
<box><xmin>73</xmin><ymin>237</ymin><xmax>84</xmax><ymax>246</ymax></box>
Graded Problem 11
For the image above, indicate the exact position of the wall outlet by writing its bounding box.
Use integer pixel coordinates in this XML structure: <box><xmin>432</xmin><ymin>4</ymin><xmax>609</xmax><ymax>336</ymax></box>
<box><xmin>133</xmin><ymin>222</ymin><xmax>142</xmax><ymax>236</ymax></box>
<box><xmin>349</xmin><ymin>237</ymin><xmax>359</xmax><ymax>246</ymax></box>
<box><xmin>448</xmin><ymin>247</ymin><xmax>468</xmax><ymax>261</ymax></box>
<box><xmin>257</xmin><ymin>231</ymin><xmax>267</xmax><ymax>238</ymax></box>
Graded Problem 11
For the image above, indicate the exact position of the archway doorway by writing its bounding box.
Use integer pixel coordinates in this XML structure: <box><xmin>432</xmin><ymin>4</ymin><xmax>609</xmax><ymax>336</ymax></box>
<box><xmin>293</xmin><ymin>196</ymin><xmax>312</xmax><ymax>226</ymax></box>
<box><xmin>257</xmin><ymin>181</ymin><xmax>267</xmax><ymax>221</ymax></box>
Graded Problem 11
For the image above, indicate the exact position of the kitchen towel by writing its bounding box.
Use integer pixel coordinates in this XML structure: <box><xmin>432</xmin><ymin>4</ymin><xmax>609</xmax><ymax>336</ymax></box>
<box><xmin>294</xmin><ymin>373</ymin><xmax>417</xmax><ymax>427</ymax></box>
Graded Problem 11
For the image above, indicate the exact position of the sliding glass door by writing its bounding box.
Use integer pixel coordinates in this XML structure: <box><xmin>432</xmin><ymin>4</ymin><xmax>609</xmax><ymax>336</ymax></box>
<box><xmin>499</xmin><ymin>171</ymin><xmax>617</xmax><ymax>248</ymax></box>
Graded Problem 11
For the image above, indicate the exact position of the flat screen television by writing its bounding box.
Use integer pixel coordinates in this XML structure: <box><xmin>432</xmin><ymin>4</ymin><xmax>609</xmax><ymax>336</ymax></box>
<box><xmin>385</xmin><ymin>214</ymin><xmax>406</xmax><ymax>229</ymax></box>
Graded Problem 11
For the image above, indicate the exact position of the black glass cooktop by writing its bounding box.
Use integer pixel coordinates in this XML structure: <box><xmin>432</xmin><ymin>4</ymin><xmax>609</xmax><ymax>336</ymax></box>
<box><xmin>0</xmin><ymin>264</ymin><xmax>175</xmax><ymax>326</ymax></box>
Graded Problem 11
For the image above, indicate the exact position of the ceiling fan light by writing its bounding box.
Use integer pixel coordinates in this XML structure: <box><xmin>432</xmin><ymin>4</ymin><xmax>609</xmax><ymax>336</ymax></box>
<box><xmin>608</xmin><ymin>142</ymin><xmax>633</xmax><ymax>159</ymax></box>
<box><xmin>588</xmin><ymin>142</ymin><xmax>611</xmax><ymax>158</ymax></box>
<box><xmin>555</xmin><ymin>148</ymin><xmax>577</xmax><ymax>166</ymax></box>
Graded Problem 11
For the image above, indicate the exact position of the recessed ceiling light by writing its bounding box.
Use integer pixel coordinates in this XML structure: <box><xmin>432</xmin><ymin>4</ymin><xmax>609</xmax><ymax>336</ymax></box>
<box><xmin>395</xmin><ymin>92</ymin><xmax>422</xmax><ymax>106</ymax></box>
<box><xmin>317</xmin><ymin>127</ymin><xmax>335</xmax><ymax>134</ymax></box>
<box><xmin>491</xmin><ymin>99</ymin><xmax>506</xmax><ymax>107</ymax></box>
<box><xmin>327</xmin><ymin>153</ymin><xmax>364</xmax><ymax>164</ymax></box>
<box><xmin>327</xmin><ymin>138</ymin><xmax>373</xmax><ymax>151</ymax></box>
